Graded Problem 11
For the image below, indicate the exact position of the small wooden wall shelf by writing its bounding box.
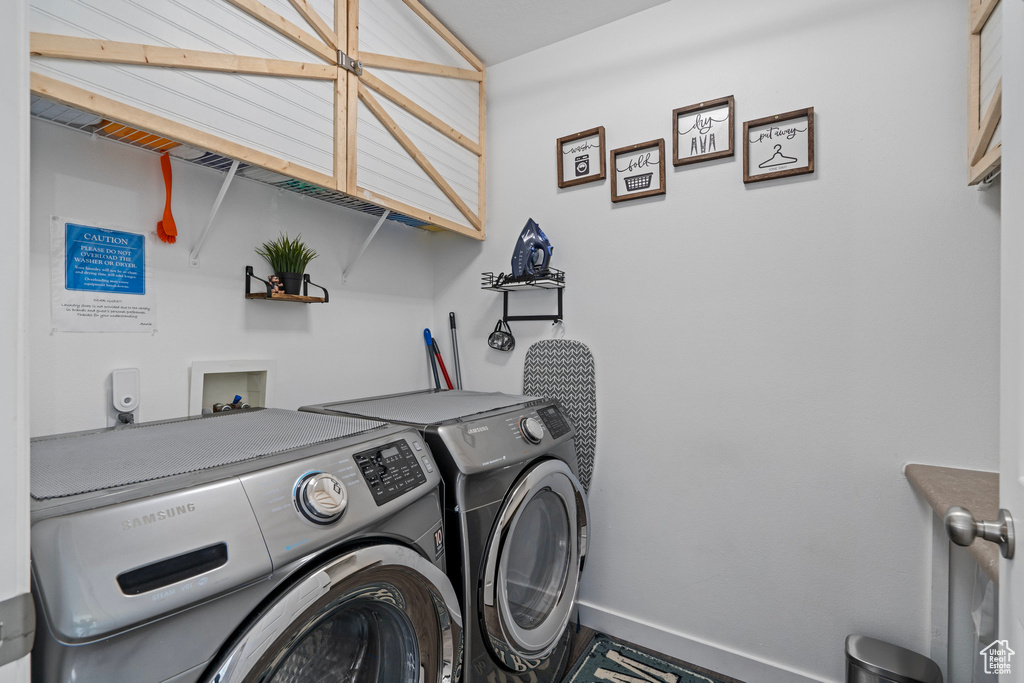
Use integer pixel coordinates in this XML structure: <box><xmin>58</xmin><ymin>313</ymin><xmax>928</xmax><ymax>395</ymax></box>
<box><xmin>245</xmin><ymin>266</ymin><xmax>329</xmax><ymax>304</ymax></box>
<box><xmin>245</xmin><ymin>292</ymin><xmax>326</xmax><ymax>303</ymax></box>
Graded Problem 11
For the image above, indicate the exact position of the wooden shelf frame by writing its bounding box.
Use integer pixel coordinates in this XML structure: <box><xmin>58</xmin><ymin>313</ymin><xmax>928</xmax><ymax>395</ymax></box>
<box><xmin>29</xmin><ymin>0</ymin><xmax>486</xmax><ymax>240</ymax></box>
<box><xmin>968</xmin><ymin>0</ymin><xmax>1002</xmax><ymax>185</ymax></box>
<box><xmin>245</xmin><ymin>266</ymin><xmax>329</xmax><ymax>303</ymax></box>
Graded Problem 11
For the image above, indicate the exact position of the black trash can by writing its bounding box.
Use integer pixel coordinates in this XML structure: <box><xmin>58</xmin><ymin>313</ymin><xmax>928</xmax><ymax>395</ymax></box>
<box><xmin>845</xmin><ymin>635</ymin><xmax>943</xmax><ymax>683</ymax></box>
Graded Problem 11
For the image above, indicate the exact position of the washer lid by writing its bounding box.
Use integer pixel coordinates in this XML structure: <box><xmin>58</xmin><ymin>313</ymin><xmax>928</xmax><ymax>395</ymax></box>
<box><xmin>318</xmin><ymin>390</ymin><xmax>540</xmax><ymax>426</ymax></box>
<box><xmin>31</xmin><ymin>408</ymin><xmax>385</xmax><ymax>500</ymax></box>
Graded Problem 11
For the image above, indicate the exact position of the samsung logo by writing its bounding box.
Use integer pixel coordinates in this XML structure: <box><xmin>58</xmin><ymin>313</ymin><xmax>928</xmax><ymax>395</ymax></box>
<box><xmin>122</xmin><ymin>502</ymin><xmax>196</xmax><ymax>530</ymax></box>
<box><xmin>467</xmin><ymin>426</ymin><xmax>489</xmax><ymax>434</ymax></box>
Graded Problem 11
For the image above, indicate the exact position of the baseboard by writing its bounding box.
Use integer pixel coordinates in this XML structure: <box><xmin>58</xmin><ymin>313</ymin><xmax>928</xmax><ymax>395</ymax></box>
<box><xmin>575</xmin><ymin>600</ymin><xmax>832</xmax><ymax>683</ymax></box>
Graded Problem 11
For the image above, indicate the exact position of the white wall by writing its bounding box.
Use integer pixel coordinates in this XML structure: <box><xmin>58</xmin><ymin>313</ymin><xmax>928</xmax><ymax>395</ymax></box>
<box><xmin>0</xmin><ymin>0</ymin><xmax>31</xmax><ymax>679</ymax></box>
<box><xmin>29</xmin><ymin>120</ymin><xmax>437</xmax><ymax>436</ymax></box>
<box><xmin>432</xmin><ymin>0</ymin><xmax>1001</xmax><ymax>680</ymax></box>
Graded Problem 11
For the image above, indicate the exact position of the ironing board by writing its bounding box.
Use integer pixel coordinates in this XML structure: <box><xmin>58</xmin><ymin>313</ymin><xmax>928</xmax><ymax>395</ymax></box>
<box><xmin>523</xmin><ymin>340</ymin><xmax>596</xmax><ymax>491</ymax></box>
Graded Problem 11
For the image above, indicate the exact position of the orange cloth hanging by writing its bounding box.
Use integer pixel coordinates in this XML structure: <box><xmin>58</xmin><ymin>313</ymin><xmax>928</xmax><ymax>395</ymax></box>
<box><xmin>156</xmin><ymin>152</ymin><xmax>177</xmax><ymax>244</ymax></box>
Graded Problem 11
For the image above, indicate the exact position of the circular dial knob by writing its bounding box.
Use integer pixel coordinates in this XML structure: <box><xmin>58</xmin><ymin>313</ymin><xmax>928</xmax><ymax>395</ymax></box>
<box><xmin>519</xmin><ymin>416</ymin><xmax>545</xmax><ymax>444</ymax></box>
<box><xmin>295</xmin><ymin>472</ymin><xmax>348</xmax><ymax>524</ymax></box>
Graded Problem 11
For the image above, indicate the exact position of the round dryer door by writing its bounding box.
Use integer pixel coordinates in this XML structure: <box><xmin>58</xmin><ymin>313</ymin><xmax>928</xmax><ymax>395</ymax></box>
<box><xmin>202</xmin><ymin>545</ymin><xmax>462</xmax><ymax>683</ymax></box>
<box><xmin>481</xmin><ymin>459</ymin><xmax>590</xmax><ymax>672</ymax></box>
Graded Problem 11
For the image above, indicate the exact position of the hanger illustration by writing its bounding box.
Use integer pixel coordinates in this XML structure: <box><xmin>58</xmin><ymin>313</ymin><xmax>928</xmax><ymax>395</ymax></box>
<box><xmin>759</xmin><ymin>144</ymin><xmax>797</xmax><ymax>169</ymax></box>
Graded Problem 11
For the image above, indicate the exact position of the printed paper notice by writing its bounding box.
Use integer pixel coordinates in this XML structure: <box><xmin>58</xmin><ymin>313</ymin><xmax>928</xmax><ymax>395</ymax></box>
<box><xmin>51</xmin><ymin>217</ymin><xmax>157</xmax><ymax>332</ymax></box>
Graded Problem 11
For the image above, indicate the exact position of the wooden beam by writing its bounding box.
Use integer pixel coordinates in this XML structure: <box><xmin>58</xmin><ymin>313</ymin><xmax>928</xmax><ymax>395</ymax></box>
<box><xmin>30</xmin><ymin>32</ymin><xmax>335</xmax><ymax>80</ymax></box>
<box><xmin>477</xmin><ymin>74</ymin><xmax>486</xmax><ymax>235</ymax></box>
<box><xmin>334</xmin><ymin>69</ymin><xmax>348</xmax><ymax>191</ymax></box>
<box><xmin>348</xmin><ymin>0</ymin><xmax>360</xmax><ymax>59</ymax></box>
<box><xmin>970</xmin><ymin>78</ymin><xmax>1002</xmax><ymax>166</ymax></box>
<box><xmin>357</xmin><ymin>186</ymin><xmax>483</xmax><ymax>239</ymax></box>
<box><xmin>360</xmin><ymin>52</ymin><xmax>482</xmax><ymax>81</ymax></box>
<box><xmin>358</xmin><ymin>84</ymin><xmax>481</xmax><ymax>232</ymax></box>
<box><xmin>969</xmin><ymin>143</ymin><xmax>1001</xmax><ymax>185</ymax></box>
<box><xmin>360</xmin><ymin>70</ymin><xmax>480</xmax><ymax>155</ymax></box>
<box><xmin>347</xmin><ymin>74</ymin><xmax>359</xmax><ymax>194</ymax></box>
<box><xmin>222</xmin><ymin>0</ymin><xmax>336</xmax><ymax>64</ymax></box>
<box><xmin>968</xmin><ymin>30</ymin><xmax>981</xmax><ymax>152</ymax></box>
<box><xmin>342</xmin><ymin>0</ymin><xmax>358</xmax><ymax>194</ymax></box>
<box><xmin>336</xmin><ymin>0</ymin><xmax>347</xmax><ymax>49</ymax></box>
<box><xmin>399</xmin><ymin>0</ymin><xmax>484</xmax><ymax>72</ymax></box>
<box><xmin>31</xmin><ymin>72</ymin><xmax>336</xmax><ymax>189</ymax></box>
<box><xmin>971</xmin><ymin>0</ymin><xmax>1000</xmax><ymax>35</ymax></box>
<box><xmin>288</xmin><ymin>0</ymin><xmax>338</xmax><ymax>50</ymax></box>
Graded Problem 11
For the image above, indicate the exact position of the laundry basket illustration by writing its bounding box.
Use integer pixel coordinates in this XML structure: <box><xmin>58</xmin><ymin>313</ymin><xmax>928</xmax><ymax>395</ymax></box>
<box><xmin>624</xmin><ymin>173</ymin><xmax>652</xmax><ymax>191</ymax></box>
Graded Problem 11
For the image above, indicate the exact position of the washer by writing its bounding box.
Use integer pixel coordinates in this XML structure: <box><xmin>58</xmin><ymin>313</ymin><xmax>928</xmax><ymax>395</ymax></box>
<box><xmin>29</xmin><ymin>408</ymin><xmax>462</xmax><ymax>683</ymax></box>
<box><xmin>301</xmin><ymin>390</ymin><xmax>590</xmax><ymax>683</ymax></box>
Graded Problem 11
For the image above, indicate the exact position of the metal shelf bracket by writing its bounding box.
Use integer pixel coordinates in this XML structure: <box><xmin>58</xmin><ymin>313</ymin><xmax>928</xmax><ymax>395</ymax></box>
<box><xmin>342</xmin><ymin>210</ymin><xmax>390</xmax><ymax>283</ymax></box>
<box><xmin>481</xmin><ymin>270</ymin><xmax>565</xmax><ymax>324</ymax></box>
<box><xmin>502</xmin><ymin>287</ymin><xmax>563</xmax><ymax>324</ymax></box>
<box><xmin>189</xmin><ymin>159</ymin><xmax>240</xmax><ymax>267</ymax></box>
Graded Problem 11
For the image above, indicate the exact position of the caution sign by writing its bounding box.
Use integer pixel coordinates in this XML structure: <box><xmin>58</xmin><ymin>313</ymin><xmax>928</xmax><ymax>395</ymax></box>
<box><xmin>64</xmin><ymin>223</ymin><xmax>146</xmax><ymax>295</ymax></box>
<box><xmin>51</xmin><ymin>217</ymin><xmax>158</xmax><ymax>333</ymax></box>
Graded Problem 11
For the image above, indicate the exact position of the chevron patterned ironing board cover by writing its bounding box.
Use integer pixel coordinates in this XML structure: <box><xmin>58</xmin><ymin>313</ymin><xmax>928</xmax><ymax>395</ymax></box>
<box><xmin>523</xmin><ymin>339</ymin><xmax>596</xmax><ymax>492</ymax></box>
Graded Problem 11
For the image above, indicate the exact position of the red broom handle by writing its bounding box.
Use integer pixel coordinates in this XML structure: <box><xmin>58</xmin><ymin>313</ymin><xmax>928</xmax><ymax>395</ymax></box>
<box><xmin>432</xmin><ymin>341</ymin><xmax>454</xmax><ymax>390</ymax></box>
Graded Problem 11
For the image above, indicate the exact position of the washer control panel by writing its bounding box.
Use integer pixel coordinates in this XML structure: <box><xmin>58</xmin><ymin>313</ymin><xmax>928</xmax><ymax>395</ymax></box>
<box><xmin>354</xmin><ymin>440</ymin><xmax>426</xmax><ymax>506</ymax></box>
<box><xmin>519</xmin><ymin>416</ymin><xmax>545</xmax><ymax>443</ymax></box>
<box><xmin>294</xmin><ymin>472</ymin><xmax>348</xmax><ymax>524</ymax></box>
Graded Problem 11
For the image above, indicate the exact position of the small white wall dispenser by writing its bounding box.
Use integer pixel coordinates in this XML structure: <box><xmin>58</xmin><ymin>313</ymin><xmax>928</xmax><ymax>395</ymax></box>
<box><xmin>109</xmin><ymin>368</ymin><xmax>140</xmax><ymax>426</ymax></box>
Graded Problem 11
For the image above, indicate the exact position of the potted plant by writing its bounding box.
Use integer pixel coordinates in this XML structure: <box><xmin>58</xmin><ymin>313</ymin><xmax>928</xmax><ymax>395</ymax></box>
<box><xmin>255</xmin><ymin>233</ymin><xmax>318</xmax><ymax>296</ymax></box>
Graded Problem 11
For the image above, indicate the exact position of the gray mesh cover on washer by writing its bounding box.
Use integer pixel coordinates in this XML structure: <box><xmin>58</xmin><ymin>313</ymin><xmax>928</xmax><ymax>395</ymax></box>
<box><xmin>323</xmin><ymin>390</ymin><xmax>539</xmax><ymax>425</ymax></box>
<box><xmin>30</xmin><ymin>409</ymin><xmax>386</xmax><ymax>500</ymax></box>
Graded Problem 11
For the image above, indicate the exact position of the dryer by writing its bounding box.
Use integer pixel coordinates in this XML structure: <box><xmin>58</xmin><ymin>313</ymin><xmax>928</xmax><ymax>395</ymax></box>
<box><xmin>301</xmin><ymin>390</ymin><xmax>589</xmax><ymax>683</ymax></box>
<box><xmin>29</xmin><ymin>408</ymin><xmax>462</xmax><ymax>683</ymax></box>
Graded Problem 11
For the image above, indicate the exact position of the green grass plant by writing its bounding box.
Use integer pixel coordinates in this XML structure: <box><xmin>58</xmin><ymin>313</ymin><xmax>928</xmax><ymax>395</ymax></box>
<box><xmin>256</xmin><ymin>232</ymin><xmax>318</xmax><ymax>274</ymax></box>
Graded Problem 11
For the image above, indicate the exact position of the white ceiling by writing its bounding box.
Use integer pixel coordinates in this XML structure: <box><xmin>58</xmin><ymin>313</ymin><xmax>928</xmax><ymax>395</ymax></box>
<box><xmin>419</xmin><ymin>0</ymin><xmax>672</xmax><ymax>66</ymax></box>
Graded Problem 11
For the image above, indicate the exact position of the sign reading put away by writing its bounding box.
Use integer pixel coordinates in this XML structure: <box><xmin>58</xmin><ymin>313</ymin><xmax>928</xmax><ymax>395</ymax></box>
<box><xmin>51</xmin><ymin>218</ymin><xmax>157</xmax><ymax>332</ymax></box>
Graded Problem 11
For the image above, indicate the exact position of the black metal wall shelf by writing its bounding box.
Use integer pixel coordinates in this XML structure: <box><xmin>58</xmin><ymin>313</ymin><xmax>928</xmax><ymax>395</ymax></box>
<box><xmin>245</xmin><ymin>266</ymin><xmax>329</xmax><ymax>303</ymax></box>
<box><xmin>481</xmin><ymin>269</ymin><xmax>564</xmax><ymax>323</ymax></box>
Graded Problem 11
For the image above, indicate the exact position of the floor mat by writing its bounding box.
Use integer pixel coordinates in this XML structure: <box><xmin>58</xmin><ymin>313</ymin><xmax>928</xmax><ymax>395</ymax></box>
<box><xmin>564</xmin><ymin>634</ymin><xmax>743</xmax><ymax>683</ymax></box>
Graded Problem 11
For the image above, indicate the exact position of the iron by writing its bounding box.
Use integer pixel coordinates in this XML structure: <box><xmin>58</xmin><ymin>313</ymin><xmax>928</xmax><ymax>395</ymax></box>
<box><xmin>510</xmin><ymin>218</ymin><xmax>552</xmax><ymax>279</ymax></box>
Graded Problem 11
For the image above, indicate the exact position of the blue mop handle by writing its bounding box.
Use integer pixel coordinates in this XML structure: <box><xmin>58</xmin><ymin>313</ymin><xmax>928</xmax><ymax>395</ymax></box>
<box><xmin>424</xmin><ymin>328</ymin><xmax>440</xmax><ymax>389</ymax></box>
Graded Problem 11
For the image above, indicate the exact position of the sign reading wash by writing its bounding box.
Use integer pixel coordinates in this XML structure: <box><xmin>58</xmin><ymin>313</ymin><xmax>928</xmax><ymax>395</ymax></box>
<box><xmin>51</xmin><ymin>218</ymin><xmax>157</xmax><ymax>332</ymax></box>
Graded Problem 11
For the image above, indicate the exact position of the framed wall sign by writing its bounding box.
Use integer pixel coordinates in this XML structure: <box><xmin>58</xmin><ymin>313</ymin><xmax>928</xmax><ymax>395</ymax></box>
<box><xmin>673</xmin><ymin>95</ymin><xmax>734</xmax><ymax>166</ymax></box>
<box><xmin>743</xmin><ymin>107</ymin><xmax>815</xmax><ymax>183</ymax></box>
<box><xmin>557</xmin><ymin>126</ymin><xmax>606</xmax><ymax>188</ymax></box>
<box><xmin>610</xmin><ymin>139</ymin><xmax>666</xmax><ymax>202</ymax></box>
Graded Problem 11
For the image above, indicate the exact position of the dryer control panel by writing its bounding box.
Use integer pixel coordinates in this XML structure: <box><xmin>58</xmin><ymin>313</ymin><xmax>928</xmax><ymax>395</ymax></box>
<box><xmin>354</xmin><ymin>440</ymin><xmax>427</xmax><ymax>506</ymax></box>
<box><xmin>536</xmin><ymin>405</ymin><xmax>571</xmax><ymax>439</ymax></box>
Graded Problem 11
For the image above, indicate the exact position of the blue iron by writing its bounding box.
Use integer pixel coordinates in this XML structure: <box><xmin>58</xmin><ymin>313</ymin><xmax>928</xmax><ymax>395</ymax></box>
<box><xmin>510</xmin><ymin>218</ymin><xmax>552</xmax><ymax>279</ymax></box>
